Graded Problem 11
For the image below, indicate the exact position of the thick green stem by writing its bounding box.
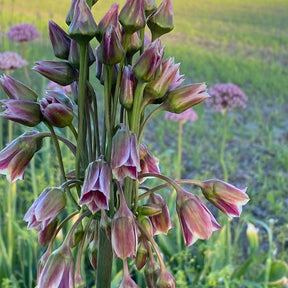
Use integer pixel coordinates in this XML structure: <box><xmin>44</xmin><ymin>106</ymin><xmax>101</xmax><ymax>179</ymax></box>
<box><xmin>76</xmin><ymin>43</ymin><xmax>89</xmax><ymax>185</ymax></box>
<box><xmin>96</xmin><ymin>227</ymin><xmax>113</xmax><ymax>288</ymax></box>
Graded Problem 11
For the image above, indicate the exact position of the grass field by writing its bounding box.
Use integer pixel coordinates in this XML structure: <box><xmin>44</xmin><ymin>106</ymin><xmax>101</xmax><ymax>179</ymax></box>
<box><xmin>0</xmin><ymin>0</ymin><xmax>288</xmax><ymax>287</ymax></box>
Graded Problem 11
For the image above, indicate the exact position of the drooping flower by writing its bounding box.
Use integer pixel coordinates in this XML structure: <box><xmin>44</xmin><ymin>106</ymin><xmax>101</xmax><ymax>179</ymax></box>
<box><xmin>206</xmin><ymin>83</ymin><xmax>247</xmax><ymax>112</ymax></box>
<box><xmin>144</xmin><ymin>257</ymin><xmax>161</xmax><ymax>288</ymax></box>
<box><xmin>0</xmin><ymin>74</ymin><xmax>38</xmax><ymax>101</ymax></box>
<box><xmin>111</xmin><ymin>187</ymin><xmax>138</xmax><ymax>259</ymax></box>
<box><xmin>0</xmin><ymin>130</ymin><xmax>43</xmax><ymax>182</ymax></box>
<box><xmin>33</xmin><ymin>61</ymin><xmax>78</xmax><ymax>86</ymax></box>
<box><xmin>147</xmin><ymin>193</ymin><xmax>172</xmax><ymax>235</ymax></box>
<box><xmin>7</xmin><ymin>23</ymin><xmax>39</xmax><ymax>42</ymax></box>
<box><xmin>0</xmin><ymin>99</ymin><xmax>41</xmax><ymax>127</ymax></box>
<box><xmin>111</xmin><ymin>126</ymin><xmax>141</xmax><ymax>180</ymax></box>
<box><xmin>0</xmin><ymin>52</ymin><xmax>28</xmax><ymax>71</ymax></box>
<box><xmin>161</xmin><ymin>82</ymin><xmax>210</xmax><ymax>114</ymax></box>
<box><xmin>133</xmin><ymin>39</ymin><xmax>164</xmax><ymax>82</ymax></box>
<box><xmin>40</xmin><ymin>89</ymin><xmax>74</xmax><ymax>128</ymax></box>
<box><xmin>176</xmin><ymin>188</ymin><xmax>221</xmax><ymax>246</ymax></box>
<box><xmin>37</xmin><ymin>244</ymin><xmax>75</xmax><ymax>288</ymax></box>
<box><xmin>198</xmin><ymin>178</ymin><xmax>249</xmax><ymax>217</ymax></box>
<box><xmin>79</xmin><ymin>158</ymin><xmax>112</xmax><ymax>214</ymax></box>
<box><xmin>119</xmin><ymin>65</ymin><xmax>136</xmax><ymax>109</ymax></box>
<box><xmin>138</xmin><ymin>144</ymin><xmax>160</xmax><ymax>183</ymax></box>
<box><xmin>23</xmin><ymin>187</ymin><xmax>66</xmax><ymax>232</ymax></box>
<box><xmin>165</xmin><ymin>108</ymin><xmax>198</xmax><ymax>123</ymax></box>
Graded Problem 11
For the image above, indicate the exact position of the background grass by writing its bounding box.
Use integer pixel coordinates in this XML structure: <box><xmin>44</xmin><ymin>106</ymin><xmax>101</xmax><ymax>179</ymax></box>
<box><xmin>0</xmin><ymin>0</ymin><xmax>288</xmax><ymax>287</ymax></box>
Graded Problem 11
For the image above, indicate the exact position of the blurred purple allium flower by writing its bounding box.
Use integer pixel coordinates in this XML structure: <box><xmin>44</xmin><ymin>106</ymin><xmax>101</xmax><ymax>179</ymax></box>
<box><xmin>46</xmin><ymin>81</ymin><xmax>72</xmax><ymax>95</ymax></box>
<box><xmin>206</xmin><ymin>83</ymin><xmax>247</xmax><ymax>112</ymax></box>
<box><xmin>7</xmin><ymin>23</ymin><xmax>40</xmax><ymax>42</ymax></box>
<box><xmin>165</xmin><ymin>108</ymin><xmax>198</xmax><ymax>123</ymax></box>
<box><xmin>0</xmin><ymin>52</ymin><xmax>28</xmax><ymax>71</ymax></box>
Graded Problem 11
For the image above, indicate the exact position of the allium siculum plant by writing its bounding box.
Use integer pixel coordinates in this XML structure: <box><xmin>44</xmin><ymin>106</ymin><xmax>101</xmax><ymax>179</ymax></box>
<box><xmin>0</xmin><ymin>0</ymin><xmax>249</xmax><ymax>287</ymax></box>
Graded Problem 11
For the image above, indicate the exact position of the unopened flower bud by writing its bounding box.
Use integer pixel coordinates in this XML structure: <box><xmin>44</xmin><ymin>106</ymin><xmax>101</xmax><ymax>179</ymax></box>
<box><xmin>138</xmin><ymin>204</ymin><xmax>162</xmax><ymax>217</ymax></box>
<box><xmin>148</xmin><ymin>0</ymin><xmax>174</xmax><ymax>40</ymax></box>
<box><xmin>137</xmin><ymin>215</ymin><xmax>153</xmax><ymax>236</ymax></box>
<box><xmin>96</xmin><ymin>3</ymin><xmax>120</xmax><ymax>42</ymax></box>
<box><xmin>0</xmin><ymin>99</ymin><xmax>41</xmax><ymax>127</ymax></box>
<box><xmin>144</xmin><ymin>258</ymin><xmax>161</xmax><ymax>288</ymax></box>
<box><xmin>69</xmin><ymin>221</ymin><xmax>84</xmax><ymax>248</ymax></box>
<box><xmin>119</xmin><ymin>0</ymin><xmax>146</xmax><ymax>33</ymax></box>
<box><xmin>144</xmin><ymin>0</ymin><xmax>157</xmax><ymax>17</ymax></box>
<box><xmin>135</xmin><ymin>240</ymin><xmax>149</xmax><ymax>270</ymax></box>
<box><xmin>97</xmin><ymin>25</ymin><xmax>124</xmax><ymax>65</ymax></box>
<box><xmin>68</xmin><ymin>0</ymin><xmax>97</xmax><ymax>43</ymax></box>
<box><xmin>133</xmin><ymin>39</ymin><xmax>164</xmax><ymax>82</ymax></box>
<box><xmin>40</xmin><ymin>90</ymin><xmax>74</xmax><ymax>128</ymax></box>
<box><xmin>38</xmin><ymin>218</ymin><xmax>58</xmax><ymax>246</ymax></box>
<box><xmin>88</xmin><ymin>237</ymin><xmax>98</xmax><ymax>270</ymax></box>
<box><xmin>246</xmin><ymin>222</ymin><xmax>259</xmax><ymax>252</ymax></box>
<box><xmin>156</xmin><ymin>268</ymin><xmax>176</xmax><ymax>288</ymax></box>
<box><xmin>49</xmin><ymin>21</ymin><xmax>71</xmax><ymax>60</ymax></box>
<box><xmin>111</xmin><ymin>189</ymin><xmax>138</xmax><ymax>259</ymax></box>
<box><xmin>125</xmin><ymin>31</ymin><xmax>142</xmax><ymax>58</ymax></box>
<box><xmin>33</xmin><ymin>61</ymin><xmax>78</xmax><ymax>86</ymax></box>
<box><xmin>0</xmin><ymin>74</ymin><xmax>38</xmax><ymax>101</ymax></box>
<box><xmin>119</xmin><ymin>65</ymin><xmax>136</xmax><ymax>109</ymax></box>
<box><xmin>161</xmin><ymin>83</ymin><xmax>210</xmax><ymax>114</ymax></box>
<box><xmin>147</xmin><ymin>193</ymin><xmax>172</xmax><ymax>235</ymax></box>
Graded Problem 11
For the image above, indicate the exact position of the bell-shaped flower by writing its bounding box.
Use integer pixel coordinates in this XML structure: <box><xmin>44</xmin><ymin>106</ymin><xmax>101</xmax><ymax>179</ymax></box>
<box><xmin>68</xmin><ymin>0</ymin><xmax>97</xmax><ymax>43</ymax></box>
<box><xmin>176</xmin><ymin>188</ymin><xmax>221</xmax><ymax>246</ymax></box>
<box><xmin>0</xmin><ymin>99</ymin><xmax>41</xmax><ymax>127</ymax></box>
<box><xmin>40</xmin><ymin>89</ymin><xmax>74</xmax><ymax>128</ymax></box>
<box><xmin>119</xmin><ymin>65</ymin><xmax>136</xmax><ymax>110</ymax></box>
<box><xmin>97</xmin><ymin>24</ymin><xmax>124</xmax><ymax>65</ymax></box>
<box><xmin>0</xmin><ymin>130</ymin><xmax>43</xmax><ymax>182</ymax></box>
<box><xmin>24</xmin><ymin>187</ymin><xmax>66</xmax><ymax>233</ymax></box>
<box><xmin>33</xmin><ymin>61</ymin><xmax>78</xmax><ymax>86</ymax></box>
<box><xmin>156</xmin><ymin>267</ymin><xmax>176</xmax><ymax>288</ymax></box>
<box><xmin>145</xmin><ymin>57</ymin><xmax>180</xmax><ymax>101</ymax></box>
<box><xmin>37</xmin><ymin>244</ymin><xmax>75</xmax><ymax>288</ymax></box>
<box><xmin>96</xmin><ymin>3</ymin><xmax>120</xmax><ymax>42</ymax></box>
<box><xmin>198</xmin><ymin>178</ymin><xmax>249</xmax><ymax>217</ymax></box>
<box><xmin>79</xmin><ymin>158</ymin><xmax>112</xmax><ymax>214</ymax></box>
<box><xmin>111</xmin><ymin>126</ymin><xmax>141</xmax><ymax>180</ymax></box>
<box><xmin>133</xmin><ymin>39</ymin><xmax>164</xmax><ymax>82</ymax></box>
<box><xmin>0</xmin><ymin>74</ymin><xmax>38</xmax><ymax>101</ymax></box>
<box><xmin>147</xmin><ymin>193</ymin><xmax>172</xmax><ymax>235</ymax></box>
<box><xmin>147</xmin><ymin>0</ymin><xmax>174</xmax><ymax>40</ymax></box>
<box><xmin>111</xmin><ymin>188</ymin><xmax>138</xmax><ymax>259</ymax></box>
<box><xmin>49</xmin><ymin>21</ymin><xmax>71</xmax><ymax>60</ymax></box>
<box><xmin>119</xmin><ymin>0</ymin><xmax>146</xmax><ymax>33</ymax></box>
<box><xmin>161</xmin><ymin>82</ymin><xmax>210</xmax><ymax>114</ymax></box>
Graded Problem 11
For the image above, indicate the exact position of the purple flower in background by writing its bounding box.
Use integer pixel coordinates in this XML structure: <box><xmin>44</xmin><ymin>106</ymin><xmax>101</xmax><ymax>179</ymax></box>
<box><xmin>46</xmin><ymin>81</ymin><xmax>72</xmax><ymax>95</ymax></box>
<box><xmin>0</xmin><ymin>52</ymin><xmax>28</xmax><ymax>71</ymax></box>
<box><xmin>7</xmin><ymin>23</ymin><xmax>40</xmax><ymax>42</ymax></box>
<box><xmin>165</xmin><ymin>108</ymin><xmax>198</xmax><ymax>123</ymax></box>
<box><xmin>206</xmin><ymin>83</ymin><xmax>247</xmax><ymax>112</ymax></box>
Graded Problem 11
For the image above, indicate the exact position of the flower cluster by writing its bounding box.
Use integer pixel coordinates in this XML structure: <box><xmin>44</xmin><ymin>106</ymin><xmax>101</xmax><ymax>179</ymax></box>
<box><xmin>206</xmin><ymin>83</ymin><xmax>248</xmax><ymax>112</ymax></box>
<box><xmin>7</xmin><ymin>23</ymin><xmax>40</xmax><ymax>42</ymax></box>
<box><xmin>0</xmin><ymin>51</ymin><xmax>28</xmax><ymax>71</ymax></box>
<box><xmin>0</xmin><ymin>0</ymin><xmax>249</xmax><ymax>287</ymax></box>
